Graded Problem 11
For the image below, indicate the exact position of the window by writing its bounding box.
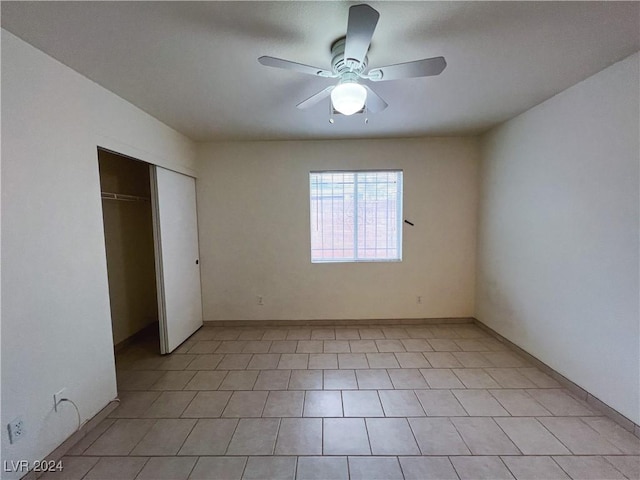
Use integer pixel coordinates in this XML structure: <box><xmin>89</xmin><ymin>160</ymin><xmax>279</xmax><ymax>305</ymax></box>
<box><xmin>310</xmin><ymin>170</ymin><xmax>403</xmax><ymax>263</ymax></box>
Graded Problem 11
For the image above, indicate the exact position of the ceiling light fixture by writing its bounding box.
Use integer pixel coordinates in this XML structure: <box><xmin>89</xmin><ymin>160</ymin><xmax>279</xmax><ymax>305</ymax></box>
<box><xmin>331</xmin><ymin>80</ymin><xmax>367</xmax><ymax>116</ymax></box>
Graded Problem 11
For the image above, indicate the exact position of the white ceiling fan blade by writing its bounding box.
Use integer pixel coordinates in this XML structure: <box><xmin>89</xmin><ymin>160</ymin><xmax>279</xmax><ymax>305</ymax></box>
<box><xmin>296</xmin><ymin>86</ymin><xmax>335</xmax><ymax>109</ymax></box>
<box><xmin>344</xmin><ymin>4</ymin><xmax>379</xmax><ymax>67</ymax></box>
<box><xmin>368</xmin><ymin>56</ymin><xmax>447</xmax><ymax>81</ymax></box>
<box><xmin>258</xmin><ymin>56</ymin><xmax>333</xmax><ymax>77</ymax></box>
<box><xmin>363</xmin><ymin>85</ymin><xmax>388</xmax><ymax>113</ymax></box>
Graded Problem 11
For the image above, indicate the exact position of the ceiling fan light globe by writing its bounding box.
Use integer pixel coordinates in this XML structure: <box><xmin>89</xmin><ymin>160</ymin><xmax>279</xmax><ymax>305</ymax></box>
<box><xmin>331</xmin><ymin>82</ymin><xmax>367</xmax><ymax>116</ymax></box>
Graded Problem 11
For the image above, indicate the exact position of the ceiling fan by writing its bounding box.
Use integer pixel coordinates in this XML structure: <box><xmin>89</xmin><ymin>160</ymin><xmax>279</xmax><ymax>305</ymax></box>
<box><xmin>258</xmin><ymin>4</ymin><xmax>446</xmax><ymax>117</ymax></box>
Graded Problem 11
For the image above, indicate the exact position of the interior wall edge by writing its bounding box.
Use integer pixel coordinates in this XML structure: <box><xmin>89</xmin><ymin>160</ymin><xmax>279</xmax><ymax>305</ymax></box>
<box><xmin>202</xmin><ymin>317</ymin><xmax>475</xmax><ymax>327</ymax></box>
<box><xmin>473</xmin><ymin>319</ymin><xmax>640</xmax><ymax>439</ymax></box>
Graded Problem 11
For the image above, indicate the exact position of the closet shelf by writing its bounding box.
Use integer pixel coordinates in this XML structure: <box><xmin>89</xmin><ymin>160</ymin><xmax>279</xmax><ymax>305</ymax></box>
<box><xmin>101</xmin><ymin>192</ymin><xmax>150</xmax><ymax>202</ymax></box>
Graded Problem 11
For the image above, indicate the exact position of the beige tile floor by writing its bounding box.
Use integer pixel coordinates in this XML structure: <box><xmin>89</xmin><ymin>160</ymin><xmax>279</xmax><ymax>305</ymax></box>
<box><xmin>49</xmin><ymin>324</ymin><xmax>639</xmax><ymax>479</ymax></box>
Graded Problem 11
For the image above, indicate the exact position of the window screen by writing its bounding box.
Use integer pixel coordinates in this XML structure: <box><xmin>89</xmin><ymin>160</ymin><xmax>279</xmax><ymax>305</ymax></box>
<box><xmin>310</xmin><ymin>170</ymin><xmax>403</xmax><ymax>263</ymax></box>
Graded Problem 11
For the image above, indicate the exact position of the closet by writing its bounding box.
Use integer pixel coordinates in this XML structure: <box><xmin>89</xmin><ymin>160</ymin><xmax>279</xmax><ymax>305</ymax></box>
<box><xmin>98</xmin><ymin>149</ymin><xmax>159</xmax><ymax>350</ymax></box>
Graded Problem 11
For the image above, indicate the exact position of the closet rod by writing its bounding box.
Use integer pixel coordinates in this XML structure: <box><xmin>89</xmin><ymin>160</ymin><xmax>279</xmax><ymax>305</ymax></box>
<box><xmin>101</xmin><ymin>192</ymin><xmax>150</xmax><ymax>202</ymax></box>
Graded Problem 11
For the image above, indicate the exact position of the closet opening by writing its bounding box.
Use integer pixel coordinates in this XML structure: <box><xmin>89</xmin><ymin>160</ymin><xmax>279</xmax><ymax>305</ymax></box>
<box><xmin>98</xmin><ymin>148</ymin><xmax>160</xmax><ymax>355</ymax></box>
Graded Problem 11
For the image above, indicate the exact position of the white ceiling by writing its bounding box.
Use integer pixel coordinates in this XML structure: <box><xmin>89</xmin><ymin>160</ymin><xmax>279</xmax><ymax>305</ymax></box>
<box><xmin>3</xmin><ymin>1</ymin><xmax>639</xmax><ymax>142</ymax></box>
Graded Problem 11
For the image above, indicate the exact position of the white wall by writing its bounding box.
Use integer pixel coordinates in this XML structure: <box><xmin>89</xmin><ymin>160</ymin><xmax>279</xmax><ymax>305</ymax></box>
<box><xmin>476</xmin><ymin>53</ymin><xmax>639</xmax><ymax>423</ymax></box>
<box><xmin>1</xmin><ymin>30</ymin><xmax>196</xmax><ymax>476</ymax></box>
<box><xmin>197</xmin><ymin>138</ymin><xmax>479</xmax><ymax>321</ymax></box>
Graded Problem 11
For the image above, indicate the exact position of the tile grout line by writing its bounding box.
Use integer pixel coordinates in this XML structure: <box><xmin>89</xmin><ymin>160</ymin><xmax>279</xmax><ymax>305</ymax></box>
<box><xmin>447</xmin><ymin>455</ymin><xmax>463</xmax><ymax>480</ymax></box>
<box><xmin>496</xmin><ymin>455</ymin><xmax>518</xmax><ymax>480</ymax></box>
<box><xmin>448</xmin><ymin>416</ymin><xmax>476</xmax><ymax>456</ymax></box>
<box><xmin>362</xmin><ymin>417</ymin><xmax>373</xmax><ymax>456</ymax></box>
<box><xmin>601</xmin><ymin>455</ymin><xmax>636</xmax><ymax>478</ymax></box>
<box><xmin>550</xmin><ymin>454</ymin><xmax>574</xmax><ymax>478</ymax></box>
<box><xmin>237</xmin><ymin>456</ymin><xmax>249</xmax><ymax>480</ymax></box>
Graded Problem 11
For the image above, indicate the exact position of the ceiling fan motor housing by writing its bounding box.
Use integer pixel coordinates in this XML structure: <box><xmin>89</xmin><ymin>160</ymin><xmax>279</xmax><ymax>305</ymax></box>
<box><xmin>331</xmin><ymin>37</ymin><xmax>368</xmax><ymax>77</ymax></box>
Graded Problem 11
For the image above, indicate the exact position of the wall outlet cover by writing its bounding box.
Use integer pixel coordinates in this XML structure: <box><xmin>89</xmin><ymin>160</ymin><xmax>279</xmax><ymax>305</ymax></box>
<box><xmin>7</xmin><ymin>417</ymin><xmax>24</xmax><ymax>444</ymax></box>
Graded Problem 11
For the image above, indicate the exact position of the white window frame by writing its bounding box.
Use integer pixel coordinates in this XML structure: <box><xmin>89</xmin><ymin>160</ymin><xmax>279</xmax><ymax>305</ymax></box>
<box><xmin>309</xmin><ymin>169</ymin><xmax>403</xmax><ymax>263</ymax></box>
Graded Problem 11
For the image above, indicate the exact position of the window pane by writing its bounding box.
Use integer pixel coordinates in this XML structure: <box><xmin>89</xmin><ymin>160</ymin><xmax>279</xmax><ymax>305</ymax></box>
<box><xmin>310</xmin><ymin>170</ymin><xmax>402</xmax><ymax>263</ymax></box>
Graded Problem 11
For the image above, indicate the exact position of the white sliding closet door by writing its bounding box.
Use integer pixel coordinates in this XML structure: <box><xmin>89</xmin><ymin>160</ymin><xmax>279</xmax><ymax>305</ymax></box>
<box><xmin>151</xmin><ymin>166</ymin><xmax>203</xmax><ymax>353</ymax></box>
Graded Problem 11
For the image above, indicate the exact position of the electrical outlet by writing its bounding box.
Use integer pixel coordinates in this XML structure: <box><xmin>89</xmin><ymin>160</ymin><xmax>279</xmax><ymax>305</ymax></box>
<box><xmin>417</xmin><ymin>296</ymin><xmax>422</xmax><ymax>304</ymax></box>
<box><xmin>54</xmin><ymin>388</ymin><xmax>67</xmax><ymax>412</ymax></box>
<box><xmin>257</xmin><ymin>295</ymin><xmax>264</xmax><ymax>306</ymax></box>
<box><xmin>7</xmin><ymin>417</ymin><xmax>24</xmax><ymax>444</ymax></box>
